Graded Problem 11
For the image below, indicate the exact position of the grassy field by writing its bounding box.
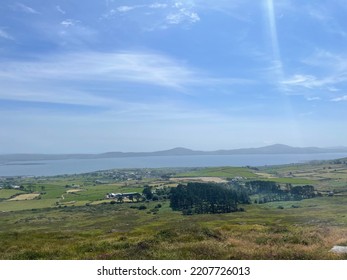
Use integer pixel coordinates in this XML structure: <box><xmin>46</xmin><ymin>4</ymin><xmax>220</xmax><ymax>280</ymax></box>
<box><xmin>177</xmin><ymin>167</ymin><xmax>259</xmax><ymax>178</ymax></box>
<box><xmin>1</xmin><ymin>197</ymin><xmax>347</xmax><ymax>259</ymax></box>
<box><xmin>0</xmin><ymin>159</ymin><xmax>347</xmax><ymax>259</ymax></box>
<box><xmin>0</xmin><ymin>189</ymin><xmax>24</xmax><ymax>199</ymax></box>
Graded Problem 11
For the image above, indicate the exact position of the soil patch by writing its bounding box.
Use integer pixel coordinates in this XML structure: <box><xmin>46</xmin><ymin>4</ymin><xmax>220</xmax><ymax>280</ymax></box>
<box><xmin>171</xmin><ymin>177</ymin><xmax>228</xmax><ymax>183</ymax></box>
<box><xmin>9</xmin><ymin>193</ymin><xmax>40</xmax><ymax>201</ymax></box>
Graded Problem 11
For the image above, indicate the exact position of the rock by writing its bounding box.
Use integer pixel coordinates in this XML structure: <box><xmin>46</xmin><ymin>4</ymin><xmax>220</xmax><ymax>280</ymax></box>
<box><xmin>330</xmin><ymin>246</ymin><xmax>347</xmax><ymax>254</ymax></box>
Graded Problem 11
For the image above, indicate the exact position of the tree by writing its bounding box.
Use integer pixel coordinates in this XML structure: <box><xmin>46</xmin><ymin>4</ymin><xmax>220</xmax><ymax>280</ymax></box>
<box><xmin>142</xmin><ymin>185</ymin><xmax>153</xmax><ymax>200</ymax></box>
<box><xmin>170</xmin><ymin>182</ymin><xmax>247</xmax><ymax>215</ymax></box>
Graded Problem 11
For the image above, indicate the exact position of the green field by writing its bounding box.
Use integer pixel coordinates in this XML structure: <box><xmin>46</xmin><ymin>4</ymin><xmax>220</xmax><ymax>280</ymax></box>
<box><xmin>1</xmin><ymin>160</ymin><xmax>347</xmax><ymax>260</ymax></box>
<box><xmin>0</xmin><ymin>189</ymin><xmax>24</xmax><ymax>199</ymax></box>
<box><xmin>177</xmin><ymin>166</ymin><xmax>259</xmax><ymax>178</ymax></box>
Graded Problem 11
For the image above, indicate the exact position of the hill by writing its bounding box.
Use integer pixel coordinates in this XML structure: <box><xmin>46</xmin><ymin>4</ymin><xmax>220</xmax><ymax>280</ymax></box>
<box><xmin>1</xmin><ymin>144</ymin><xmax>347</xmax><ymax>162</ymax></box>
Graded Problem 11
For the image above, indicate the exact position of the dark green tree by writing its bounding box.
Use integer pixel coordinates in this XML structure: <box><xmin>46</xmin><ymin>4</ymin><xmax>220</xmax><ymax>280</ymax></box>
<box><xmin>142</xmin><ymin>185</ymin><xmax>153</xmax><ymax>200</ymax></box>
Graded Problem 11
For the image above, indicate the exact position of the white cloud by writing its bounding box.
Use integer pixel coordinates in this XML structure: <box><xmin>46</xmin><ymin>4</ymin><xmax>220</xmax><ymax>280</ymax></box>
<box><xmin>281</xmin><ymin>74</ymin><xmax>319</xmax><ymax>88</ymax></box>
<box><xmin>149</xmin><ymin>3</ymin><xmax>168</xmax><ymax>9</ymax></box>
<box><xmin>282</xmin><ymin>49</ymin><xmax>347</xmax><ymax>91</ymax></box>
<box><xmin>117</xmin><ymin>6</ymin><xmax>138</xmax><ymax>13</ymax></box>
<box><xmin>166</xmin><ymin>9</ymin><xmax>200</xmax><ymax>25</ymax></box>
<box><xmin>0</xmin><ymin>28</ymin><xmax>14</xmax><ymax>40</ymax></box>
<box><xmin>0</xmin><ymin>51</ymin><xmax>245</xmax><ymax>107</ymax></box>
<box><xmin>0</xmin><ymin>87</ymin><xmax>114</xmax><ymax>107</ymax></box>
<box><xmin>102</xmin><ymin>2</ymin><xmax>200</xmax><ymax>29</ymax></box>
<box><xmin>306</xmin><ymin>97</ymin><xmax>321</xmax><ymax>101</ymax></box>
<box><xmin>61</xmin><ymin>19</ymin><xmax>80</xmax><ymax>27</ymax></box>
<box><xmin>303</xmin><ymin>50</ymin><xmax>347</xmax><ymax>72</ymax></box>
<box><xmin>13</xmin><ymin>2</ymin><xmax>39</xmax><ymax>14</ymax></box>
<box><xmin>173</xmin><ymin>2</ymin><xmax>184</xmax><ymax>8</ymax></box>
<box><xmin>331</xmin><ymin>95</ymin><xmax>347</xmax><ymax>102</ymax></box>
<box><xmin>56</xmin><ymin>5</ymin><xmax>66</xmax><ymax>15</ymax></box>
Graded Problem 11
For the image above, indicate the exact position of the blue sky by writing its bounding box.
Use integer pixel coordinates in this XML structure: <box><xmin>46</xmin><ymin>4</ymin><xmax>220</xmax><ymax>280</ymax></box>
<box><xmin>0</xmin><ymin>0</ymin><xmax>347</xmax><ymax>153</ymax></box>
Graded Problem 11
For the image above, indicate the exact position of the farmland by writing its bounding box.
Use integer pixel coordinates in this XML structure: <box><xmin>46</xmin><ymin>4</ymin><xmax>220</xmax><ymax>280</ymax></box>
<box><xmin>1</xmin><ymin>160</ymin><xmax>347</xmax><ymax>259</ymax></box>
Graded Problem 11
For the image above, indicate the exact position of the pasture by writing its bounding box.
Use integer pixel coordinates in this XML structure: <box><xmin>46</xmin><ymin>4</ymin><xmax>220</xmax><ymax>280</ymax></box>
<box><xmin>0</xmin><ymin>158</ymin><xmax>347</xmax><ymax>259</ymax></box>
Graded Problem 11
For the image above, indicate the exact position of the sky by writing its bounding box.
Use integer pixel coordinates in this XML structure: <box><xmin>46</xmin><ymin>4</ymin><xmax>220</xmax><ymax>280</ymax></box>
<box><xmin>0</xmin><ymin>0</ymin><xmax>347</xmax><ymax>153</ymax></box>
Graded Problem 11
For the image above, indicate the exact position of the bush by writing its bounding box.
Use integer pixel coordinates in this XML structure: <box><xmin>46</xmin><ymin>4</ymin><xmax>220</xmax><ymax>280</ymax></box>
<box><xmin>138</xmin><ymin>205</ymin><xmax>147</xmax><ymax>210</ymax></box>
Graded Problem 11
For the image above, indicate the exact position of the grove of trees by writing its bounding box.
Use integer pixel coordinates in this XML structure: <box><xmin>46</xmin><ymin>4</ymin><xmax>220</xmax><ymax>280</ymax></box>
<box><xmin>170</xmin><ymin>182</ymin><xmax>250</xmax><ymax>215</ymax></box>
<box><xmin>245</xmin><ymin>180</ymin><xmax>316</xmax><ymax>203</ymax></box>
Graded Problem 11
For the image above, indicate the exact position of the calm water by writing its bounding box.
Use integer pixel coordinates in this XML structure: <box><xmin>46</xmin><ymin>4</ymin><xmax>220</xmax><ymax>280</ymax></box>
<box><xmin>1</xmin><ymin>153</ymin><xmax>347</xmax><ymax>177</ymax></box>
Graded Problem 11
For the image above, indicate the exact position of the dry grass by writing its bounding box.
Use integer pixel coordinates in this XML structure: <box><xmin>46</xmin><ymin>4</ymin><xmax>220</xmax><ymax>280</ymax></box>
<box><xmin>170</xmin><ymin>177</ymin><xmax>228</xmax><ymax>183</ymax></box>
<box><xmin>66</xmin><ymin>189</ymin><xmax>84</xmax><ymax>193</ymax></box>
<box><xmin>9</xmin><ymin>193</ymin><xmax>40</xmax><ymax>201</ymax></box>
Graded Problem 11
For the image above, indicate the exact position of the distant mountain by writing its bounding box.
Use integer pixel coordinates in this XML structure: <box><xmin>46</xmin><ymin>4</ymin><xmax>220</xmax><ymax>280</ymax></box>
<box><xmin>1</xmin><ymin>144</ymin><xmax>347</xmax><ymax>162</ymax></box>
<box><xmin>212</xmin><ymin>144</ymin><xmax>347</xmax><ymax>155</ymax></box>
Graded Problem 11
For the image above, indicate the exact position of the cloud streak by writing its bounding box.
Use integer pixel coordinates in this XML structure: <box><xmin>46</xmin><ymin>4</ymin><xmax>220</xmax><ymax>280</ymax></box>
<box><xmin>281</xmin><ymin>51</ymin><xmax>347</xmax><ymax>95</ymax></box>
<box><xmin>0</xmin><ymin>51</ymin><xmax>245</xmax><ymax>106</ymax></box>
<box><xmin>56</xmin><ymin>5</ymin><xmax>66</xmax><ymax>14</ymax></box>
<box><xmin>61</xmin><ymin>19</ymin><xmax>80</xmax><ymax>27</ymax></box>
<box><xmin>13</xmin><ymin>2</ymin><xmax>40</xmax><ymax>14</ymax></box>
<box><xmin>331</xmin><ymin>95</ymin><xmax>347</xmax><ymax>102</ymax></box>
<box><xmin>103</xmin><ymin>2</ymin><xmax>200</xmax><ymax>29</ymax></box>
<box><xmin>166</xmin><ymin>9</ymin><xmax>200</xmax><ymax>25</ymax></box>
<box><xmin>0</xmin><ymin>28</ymin><xmax>14</xmax><ymax>40</ymax></box>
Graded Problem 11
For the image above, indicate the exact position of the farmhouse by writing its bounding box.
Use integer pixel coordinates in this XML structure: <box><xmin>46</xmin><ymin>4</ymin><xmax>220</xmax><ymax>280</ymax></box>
<box><xmin>106</xmin><ymin>192</ymin><xmax>143</xmax><ymax>201</ymax></box>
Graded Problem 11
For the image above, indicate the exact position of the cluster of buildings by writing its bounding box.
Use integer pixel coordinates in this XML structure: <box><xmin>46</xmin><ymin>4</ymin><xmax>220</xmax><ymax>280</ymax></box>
<box><xmin>105</xmin><ymin>192</ymin><xmax>143</xmax><ymax>201</ymax></box>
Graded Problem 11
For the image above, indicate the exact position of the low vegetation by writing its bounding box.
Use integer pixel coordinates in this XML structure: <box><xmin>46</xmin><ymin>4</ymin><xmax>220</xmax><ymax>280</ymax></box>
<box><xmin>0</xmin><ymin>159</ymin><xmax>347</xmax><ymax>259</ymax></box>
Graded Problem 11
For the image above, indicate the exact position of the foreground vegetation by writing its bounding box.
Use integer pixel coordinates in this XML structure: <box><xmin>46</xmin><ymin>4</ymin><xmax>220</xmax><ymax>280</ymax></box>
<box><xmin>1</xmin><ymin>160</ymin><xmax>347</xmax><ymax>259</ymax></box>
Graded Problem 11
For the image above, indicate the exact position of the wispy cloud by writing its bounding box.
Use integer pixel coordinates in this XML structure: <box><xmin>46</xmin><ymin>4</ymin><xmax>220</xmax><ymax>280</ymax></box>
<box><xmin>0</xmin><ymin>51</ymin><xmax>244</xmax><ymax>106</ymax></box>
<box><xmin>306</xmin><ymin>4</ymin><xmax>347</xmax><ymax>37</ymax></box>
<box><xmin>13</xmin><ymin>2</ymin><xmax>39</xmax><ymax>14</ymax></box>
<box><xmin>117</xmin><ymin>5</ymin><xmax>140</xmax><ymax>13</ymax></box>
<box><xmin>0</xmin><ymin>52</ymin><xmax>195</xmax><ymax>88</ymax></box>
<box><xmin>282</xmin><ymin>73</ymin><xmax>347</xmax><ymax>91</ymax></box>
<box><xmin>303</xmin><ymin>50</ymin><xmax>347</xmax><ymax>71</ymax></box>
<box><xmin>306</xmin><ymin>96</ymin><xmax>321</xmax><ymax>101</ymax></box>
<box><xmin>56</xmin><ymin>5</ymin><xmax>66</xmax><ymax>15</ymax></box>
<box><xmin>331</xmin><ymin>95</ymin><xmax>347</xmax><ymax>102</ymax></box>
<box><xmin>61</xmin><ymin>19</ymin><xmax>80</xmax><ymax>27</ymax></box>
<box><xmin>149</xmin><ymin>3</ymin><xmax>168</xmax><ymax>9</ymax></box>
<box><xmin>193</xmin><ymin>0</ymin><xmax>252</xmax><ymax>22</ymax></box>
<box><xmin>102</xmin><ymin>2</ymin><xmax>200</xmax><ymax>29</ymax></box>
<box><xmin>307</xmin><ymin>5</ymin><xmax>331</xmax><ymax>21</ymax></box>
<box><xmin>166</xmin><ymin>9</ymin><xmax>200</xmax><ymax>25</ymax></box>
<box><xmin>282</xmin><ymin>74</ymin><xmax>319</xmax><ymax>89</ymax></box>
<box><xmin>0</xmin><ymin>28</ymin><xmax>14</xmax><ymax>40</ymax></box>
<box><xmin>0</xmin><ymin>88</ymin><xmax>114</xmax><ymax>107</ymax></box>
<box><xmin>281</xmin><ymin>50</ymin><xmax>347</xmax><ymax>93</ymax></box>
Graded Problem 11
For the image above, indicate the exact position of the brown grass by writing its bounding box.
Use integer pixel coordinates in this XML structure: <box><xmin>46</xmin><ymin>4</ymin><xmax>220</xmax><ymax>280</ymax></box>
<box><xmin>9</xmin><ymin>193</ymin><xmax>40</xmax><ymax>201</ymax></box>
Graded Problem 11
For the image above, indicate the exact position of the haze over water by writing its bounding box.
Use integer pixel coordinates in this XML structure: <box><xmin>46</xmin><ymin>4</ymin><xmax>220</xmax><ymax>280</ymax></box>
<box><xmin>1</xmin><ymin>153</ymin><xmax>347</xmax><ymax>177</ymax></box>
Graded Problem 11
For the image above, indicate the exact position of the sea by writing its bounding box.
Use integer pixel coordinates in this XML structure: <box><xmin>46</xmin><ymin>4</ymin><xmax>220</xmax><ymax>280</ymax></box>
<box><xmin>1</xmin><ymin>153</ymin><xmax>347</xmax><ymax>177</ymax></box>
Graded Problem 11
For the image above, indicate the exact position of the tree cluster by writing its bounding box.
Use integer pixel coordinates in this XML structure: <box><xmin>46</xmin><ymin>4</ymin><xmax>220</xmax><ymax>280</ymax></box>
<box><xmin>170</xmin><ymin>182</ymin><xmax>250</xmax><ymax>215</ymax></box>
<box><xmin>245</xmin><ymin>180</ymin><xmax>316</xmax><ymax>203</ymax></box>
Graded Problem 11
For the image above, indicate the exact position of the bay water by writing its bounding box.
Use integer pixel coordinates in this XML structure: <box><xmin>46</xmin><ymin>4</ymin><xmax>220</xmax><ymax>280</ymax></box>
<box><xmin>1</xmin><ymin>153</ymin><xmax>347</xmax><ymax>177</ymax></box>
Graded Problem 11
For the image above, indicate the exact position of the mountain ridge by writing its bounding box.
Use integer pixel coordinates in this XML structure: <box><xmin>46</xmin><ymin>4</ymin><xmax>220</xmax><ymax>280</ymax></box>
<box><xmin>1</xmin><ymin>144</ymin><xmax>347</xmax><ymax>162</ymax></box>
